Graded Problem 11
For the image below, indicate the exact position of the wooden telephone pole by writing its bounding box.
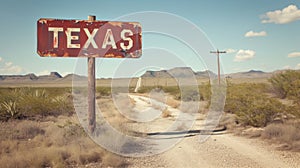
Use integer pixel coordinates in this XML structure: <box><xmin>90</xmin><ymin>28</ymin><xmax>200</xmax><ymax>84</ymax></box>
<box><xmin>88</xmin><ymin>15</ymin><xmax>96</xmax><ymax>133</ymax></box>
<box><xmin>210</xmin><ymin>49</ymin><xmax>226</xmax><ymax>85</ymax></box>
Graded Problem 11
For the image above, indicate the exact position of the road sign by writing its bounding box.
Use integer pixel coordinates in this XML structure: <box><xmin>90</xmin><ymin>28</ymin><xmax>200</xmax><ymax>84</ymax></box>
<box><xmin>37</xmin><ymin>18</ymin><xmax>142</xmax><ymax>58</ymax></box>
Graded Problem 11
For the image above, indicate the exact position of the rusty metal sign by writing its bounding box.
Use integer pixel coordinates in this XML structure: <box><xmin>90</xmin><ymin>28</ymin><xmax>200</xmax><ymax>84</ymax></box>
<box><xmin>37</xmin><ymin>18</ymin><xmax>142</xmax><ymax>58</ymax></box>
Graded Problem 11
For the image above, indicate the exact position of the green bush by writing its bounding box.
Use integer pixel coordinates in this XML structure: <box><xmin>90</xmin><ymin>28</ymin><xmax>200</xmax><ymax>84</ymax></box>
<box><xmin>198</xmin><ymin>82</ymin><xmax>211</xmax><ymax>101</ymax></box>
<box><xmin>269</xmin><ymin>70</ymin><xmax>300</xmax><ymax>99</ymax></box>
<box><xmin>136</xmin><ymin>86</ymin><xmax>157</xmax><ymax>94</ymax></box>
<box><xmin>224</xmin><ymin>83</ymin><xmax>287</xmax><ymax>127</ymax></box>
<box><xmin>174</xmin><ymin>86</ymin><xmax>200</xmax><ymax>101</ymax></box>
<box><xmin>136</xmin><ymin>85</ymin><xmax>203</xmax><ymax>102</ymax></box>
<box><xmin>96</xmin><ymin>87</ymin><xmax>111</xmax><ymax>97</ymax></box>
<box><xmin>1</xmin><ymin>100</ymin><xmax>19</xmax><ymax>119</ymax></box>
<box><xmin>0</xmin><ymin>88</ymin><xmax>74</xmax><ymax>121</ymax></box>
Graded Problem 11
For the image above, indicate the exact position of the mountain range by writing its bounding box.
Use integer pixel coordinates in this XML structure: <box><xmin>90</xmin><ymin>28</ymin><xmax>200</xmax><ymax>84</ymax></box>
<box><xmin>0</xmin><ymin>72</ymin><xmax>85</xmax><ymax>82</ymax></box>
<box><xmin>141</xmin><ymin>67</ymin><xmax>273</xmax><ymax>79</ymax></box>
<box><xmin>0</xmin><ymin>67</ymin><xmax>288</xmax><ymax>82</ymax></box>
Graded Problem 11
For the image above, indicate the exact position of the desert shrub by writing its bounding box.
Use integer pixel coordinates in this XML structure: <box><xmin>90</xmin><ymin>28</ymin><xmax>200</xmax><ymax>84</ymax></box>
<box><xmin>0</xmin><ymin>116</ymin><xmax>128</xmax><ymax>167</ymax></box>
<box><xmin>19</xmin><ymin>89</ymin><xmax>73</xmax><ymax>118</ymax></box>
<box><xmin>136</xmin><ymin>85</ymin><xmax>206</xmax><ymax>102</ymax></box>
<box><xmin>15</xmin><ymin>123</ymin><xmax>45</xmax><ymax>140</ymax></box>
<box><xmin>162</xmin><ymin>86</ymin><xmax>202</xmax><ymax>101</ymax></box>
<box><xmin>162</xmin><ymin>108</ymin><xmax>172</xmax><ymax>118</ymax></box>
<box><xmin>166</xmin><ymin>97</ymin><xmax>180</xmax><ymax>108</ymax></box>
<box><xmin>96</xmin><ymin>87</ymin><xmax>111</xmax><ymax>97</ymax></box>
<box><xmin>179</xmin><ymin>101</ymin><xmax>200</xmax><ymax>114</ymax></box>
<box><xmin>208</xmin><ymin>83</ymin><xmax>227</xmax><ymax>112</ymax></box>
<box><xmin>179</xmin><ymin>87</ymin><xmax>201</xmax><ymax>102</ymax></box>
<box><xmin>262</xmin><ymin>122</ymin><xmax>300</xmax><ymax>151</ymax></box>
<box><xmin>59</xmin><ymin>120</ymin><xmax>86</xmax><ymax>138</ymax></box>
<box><xmin>136</xmin><ymin>86</ymin><xmax>158</xmax><ymax>94</ymax></box>
<box><xmin>282</xmin><ymin>104</ymin><xmax>300</xmax><ymax>119</ymax></box>
<box><xmin>0</xmin><ymin>120</ymin><xmax>45</xmax><ymax>141</ymax></box>
<box><xmin>162</xmin><ymin>86</ymin><xmax>180</xmax><ymax>97</ymax></box>
<box><xmin>225</xmin><ymin>83</ymin><xmax>287</xmax><ymax>127</ymax></box>
<box><xmin>236</xmin><ymin>98</ymin><xmax>286</xmax><ymax>127</ymax></box>
<box><xmin>79</xmin><ymin>152</ymin><xmax>102</xmax><ymax>164</ymax></box>
<box><xmin>269</xmin><ymin>70</ymin><xmax>300</xmax><ymax>99</ymax></box>
<box><xmin>20</xmin><ymin>89</ymin><xmax>54</xmax><ymax>117</ymax></box>
<box><xmin>72</xmin><ymin>87</ymin><xmax>88</xmax><ymax>96</ymax></box>
<box><xmin>0</xmin><ymin>88</ymin><xmax>74</xmax><ymax>121</ymax></box>
<box><xmin>0</xmin><ymin>100</ymin><xmax>19</xmax><ymax>119</ymax></box>
<box><xmin>198</xmin><ymin>82</ymin><xmax>211</xmax><ymax>101</ymax></box>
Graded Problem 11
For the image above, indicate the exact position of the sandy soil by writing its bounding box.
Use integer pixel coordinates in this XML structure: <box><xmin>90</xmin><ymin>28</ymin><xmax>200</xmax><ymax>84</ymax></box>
<box><xmin>123</xmin><ymin>95</ymin><xmax>300</xmax><ymax>168</ymax></box>
<box><xmin>72</xmin><ymin>93</ymin><xmax>300</xmax><ymax>167</ymax></box>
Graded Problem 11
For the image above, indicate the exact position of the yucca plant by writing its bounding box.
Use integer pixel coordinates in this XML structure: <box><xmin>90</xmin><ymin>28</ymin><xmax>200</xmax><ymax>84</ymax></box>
<box><xmin>19</xmin><ymin>89</ymin><xmax>53</xmax><ymax>117</ymax></box>
<box><xmin>52</xmin><ymin>95</ymin><xmax>73</xmax><ymax>115</ymax></box>
<box><xmin>1</xmin><ymin>100</ymin><xmax>19</xmax><ymax>118</ymax></box>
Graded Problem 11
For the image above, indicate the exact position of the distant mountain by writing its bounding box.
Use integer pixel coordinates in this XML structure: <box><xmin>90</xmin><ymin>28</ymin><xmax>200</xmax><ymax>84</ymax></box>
<box><xmin>195</xmin><ymin>70</ymin><xmax>217</xmax><ymax>78</ymax></box>
<box><xmin>38</xmin><ymin>72</ymin><xmax>62</xmax><ymax>81</ymax></box>
<box><xmin>0</xmin><ymin>73</ymin><xmax>38</xmax><ymax>81</ymax></box>
<box><xmin>227</xmin><ymin>70</ymin><xmax>272</xmax><ymax>79</ymax></box>
<box><xmin>141</xmin><ymin>67</ymin><xmax>216</xmax><ymax>78</ymax></box>
<box><xmin>168</xmin><ymin>67</ymin><xmax>195</xmax><ymax>78</ymax></box>
<box><xmin>142</xmin><ymin>69</ymin><xmax>172</xmax><ymax>78</ymax></box>
<box><xmin>0</xmin><ymin>72</ymin><xmax>62</xmax><ymax>82</ymax></box>
<box><xmin>0</xmin><ymin>68</ymin><xmax>296</xmax><ymax>83</ymax></box>
<box><xmin>60</xmin><ymin>74</ymin><xmax>87</xmax><ymax>81</ymax></box>
<box><xmin>140</xmin><ymin>68</ymin><xmax>278</xmax><ymax>79</ymax></box>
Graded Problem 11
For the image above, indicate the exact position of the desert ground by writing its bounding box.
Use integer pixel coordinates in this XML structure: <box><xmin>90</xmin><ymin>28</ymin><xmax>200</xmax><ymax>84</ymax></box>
<box><xmin>0</xmin><ymin>70</ymin><xmax>300</xmax><ymax>167</ymax></box>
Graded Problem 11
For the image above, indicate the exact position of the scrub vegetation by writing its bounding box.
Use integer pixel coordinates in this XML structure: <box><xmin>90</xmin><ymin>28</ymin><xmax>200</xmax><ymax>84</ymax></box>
<box><xmin>0</xmin><ymin>70</ymin><xmax>299</xmax><ymax>167</ymax></box>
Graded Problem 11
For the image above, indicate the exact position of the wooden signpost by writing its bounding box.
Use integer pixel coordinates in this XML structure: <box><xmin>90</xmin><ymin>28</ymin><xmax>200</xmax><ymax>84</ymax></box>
<box><xmin>37</xmin><ymin>16</ymin><xmax>142</xmax><ymax>133</ymax></box>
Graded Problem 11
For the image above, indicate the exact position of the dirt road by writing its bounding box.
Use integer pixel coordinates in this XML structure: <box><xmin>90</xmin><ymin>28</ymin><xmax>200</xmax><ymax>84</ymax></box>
<box><xmin>123</xmin><ymin>95</ymin><xmax>300</xmax><ymax>168</ymax></box>
<box><xmin>127</xmin><ymin>133</ymin><xmax>300</xmax><ymax>168</ymax></box>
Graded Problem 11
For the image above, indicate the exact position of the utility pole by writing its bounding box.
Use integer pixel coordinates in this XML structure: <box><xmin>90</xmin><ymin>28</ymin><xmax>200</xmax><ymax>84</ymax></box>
<box><xmin>210</xmin><ymin>49</ymin><xmax>226</xmax><ymax>85</ymax></box>
<box><xmin>88</xmin><ymin>15</ymin><xmax>96</xmax><ymax>134</ymax></box>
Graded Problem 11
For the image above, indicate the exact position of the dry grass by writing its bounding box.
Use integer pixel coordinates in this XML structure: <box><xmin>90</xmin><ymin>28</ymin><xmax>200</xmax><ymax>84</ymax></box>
<box><xmin>219</xmin><ymin>113</ymin><xmax>238</xmax><ymax>130</ymax></box>
<box><xmin>166</xmin><ymin>97</ymin><xmax>180</xmax><ymax>108</ymax></box>
<box><xmin>262</xmin><ymin>122</ymin><xmax>300</xmax><ymax>151</ymax></box>
<box><xmin>0</xmin><ymin>115</ymin><xmax>128</xmax><ymax>167</ymax></box>
<box><xmin>162</xmin><ymin>108</ymin><xmax>172</xmax><ymax>118</ymax></box>
<box><xmin>179</xmin><ymin>101</ymin><xmax>200</xmax><ymax>114</ymax></box>
<box><xmin>99</xmin><ymin>95</ymin><xmax>135</xmax><ymax>129</ymax></box>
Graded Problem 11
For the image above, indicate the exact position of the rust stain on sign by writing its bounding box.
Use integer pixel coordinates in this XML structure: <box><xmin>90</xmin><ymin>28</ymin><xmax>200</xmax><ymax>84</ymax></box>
<box><xmin>37</xmin><ymin>18</ymin><xmax>142</xmax><ymax>58</ymax></box>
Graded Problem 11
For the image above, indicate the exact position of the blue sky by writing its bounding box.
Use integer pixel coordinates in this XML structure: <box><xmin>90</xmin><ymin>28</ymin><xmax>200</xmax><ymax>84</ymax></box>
<box><xmin>0</xmin><ymin>0</ymin><xmax>300</xmax><ymax>77</ymax></box>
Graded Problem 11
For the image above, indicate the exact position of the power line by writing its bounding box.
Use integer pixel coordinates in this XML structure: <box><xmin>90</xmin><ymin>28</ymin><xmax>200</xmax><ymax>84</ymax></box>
<box><xmin>210</xmin><ymin>49</ymin><xmax>226</xmax><ymax>85</ymax></box>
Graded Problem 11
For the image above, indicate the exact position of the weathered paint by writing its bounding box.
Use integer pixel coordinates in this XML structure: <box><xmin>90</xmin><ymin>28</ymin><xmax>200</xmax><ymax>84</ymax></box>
<box><xmin>37</xmin><ymin>18</ymin><xmax>142</xmax><ymax>58</ymax></box>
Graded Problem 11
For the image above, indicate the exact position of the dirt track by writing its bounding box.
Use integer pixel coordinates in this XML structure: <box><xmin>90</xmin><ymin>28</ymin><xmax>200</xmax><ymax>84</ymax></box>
<box><xmin>124</xmin><ymin>95</ymin><xmax>300</xmax><ymax>168</ymax></box>
<box><xmin>127</xmin><ymin>133</ymin><xmax>300</xmax><ymax>168</ymax></box>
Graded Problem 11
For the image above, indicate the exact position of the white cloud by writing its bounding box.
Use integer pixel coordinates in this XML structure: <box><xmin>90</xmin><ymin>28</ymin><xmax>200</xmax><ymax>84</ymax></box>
<box><xmin>5</xmin><ymin>62</ymin><xmax>12</xmax><ymax>67</ymax></box>
<box><xmin>0</xmin><ymin>61</ymin><xmax>23</xmax><ymax>75</ymax></box>
<box><xmin>245</xmin><ymin>31</ymin><xmax>267</xmax><ymax>37</ymax></box>
<box><xmin>0</xmin><ymin>57</ymin><xmax>2</xmax><ymax>62</ymax></box>
<box><xmin>261</xmin><ymin>5</ymin><xmax>300</xmax><ymax>24</ymax></box>
<box><xmin>296</xmin><ymin>63</ymin><xmax>300</xmax><ymax>69</ymax></box>
<box><xmin>226</xmin><ymin>48</ymin><xmax>237</xmax><ymax>54</ymax></box>
<box><xmin>234</xmin><ymin>50</ymin><xmax>256</xmax><ymax>62</ymax></box>
<box><xmin>288</xmin><ymin>52</ymin><xmax>300</xmax><ymax>58</ymax></box>
<box><xmin>0</xmin><ymin>65</ymin><xmax>23</xmax><ymax>75</ymax></box>
<box><xmin>283</xmin><ymin>65</ymin><xmax>291</xmax><ymax>69</ymax></box>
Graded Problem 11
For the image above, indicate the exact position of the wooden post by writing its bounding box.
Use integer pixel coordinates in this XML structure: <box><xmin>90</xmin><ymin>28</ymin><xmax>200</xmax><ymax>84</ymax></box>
<box><xmin>217</xmin><ymin>51</ymin><xmax>220</xmax><ymax>85</ymax></box>
<box><xmin>88</xmin><ymin>15</ymin><xmax>96</xmax><ymax>133</ymax></box>
<box><xmin>210</xmin><ymin>49</ymin><xmax>226</xmax><ymax>85</ymax></box>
